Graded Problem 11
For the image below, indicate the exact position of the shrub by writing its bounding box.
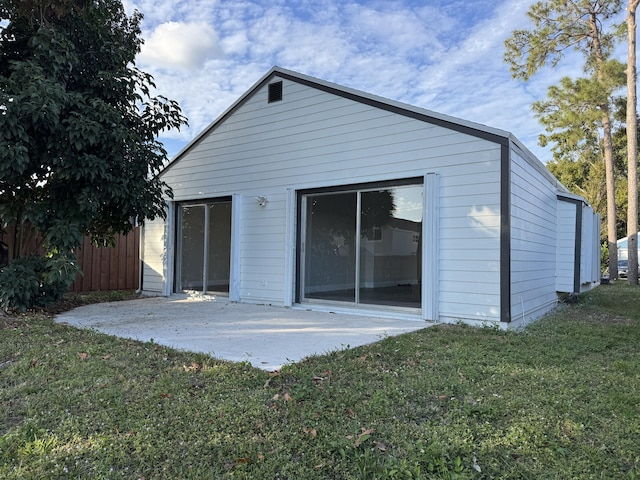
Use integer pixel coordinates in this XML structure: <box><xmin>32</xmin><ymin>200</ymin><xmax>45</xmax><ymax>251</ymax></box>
<box><xmin>0</xmin><ymin>253</ymin><xmax>80</xmax><ymax>312</ymax></box>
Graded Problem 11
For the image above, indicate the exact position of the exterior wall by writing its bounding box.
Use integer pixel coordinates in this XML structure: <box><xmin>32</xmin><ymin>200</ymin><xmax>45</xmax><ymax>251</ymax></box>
<box><xmin>509</xmin><ymin>148</ymin><xmax>559</xmax><ymax>326</ymax></box>
<box><xmin>555</xmin><ymin>196</ymin><xmax>600</xmax><ymax>295</ymax></box>
<box><xmin>617</xmin><ymin>234</ymin><xmax>640</xmax><ymax>260</ymax></box>
<box><xmin>556</xmin><ymin>199</ymin><xmax>577</xmax><ymax>292</ymax></box>
<box><xmin>142</xmin><ymin>216</ymin><xmax>168</xmax><ymax>294</ymax></box>
<box><xmin>147</xmin><ymin>75</ymin><xmax>504</xmax><ymax>323</ymax></box>
<box><xmin>579</xmin><ymin>207</ymin><xmax>600</xmax><ymax>291</ymax></box>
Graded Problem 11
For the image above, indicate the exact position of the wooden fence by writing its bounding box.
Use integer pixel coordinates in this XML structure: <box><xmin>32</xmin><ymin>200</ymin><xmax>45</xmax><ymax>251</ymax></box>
<box><xmin>1</xmin><ymin>225</ymin><xmax>140</xmax><ymax>293</ymax></box>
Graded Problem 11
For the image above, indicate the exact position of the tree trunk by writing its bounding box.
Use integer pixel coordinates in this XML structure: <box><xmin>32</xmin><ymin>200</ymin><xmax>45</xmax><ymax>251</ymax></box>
<box><xmin>590</xmin><ymin>12</ymin><xmax>618</xmax><ymax>280</ymax></box>
<box><xmin>627</xmin><ymin>0</ymin><xmax>640</xmax><ymax>285</ymax></box>
<box><xmin>603</xmin><ymin>112</ymin><xmax>619</xmax><ymax>280</ymax></box>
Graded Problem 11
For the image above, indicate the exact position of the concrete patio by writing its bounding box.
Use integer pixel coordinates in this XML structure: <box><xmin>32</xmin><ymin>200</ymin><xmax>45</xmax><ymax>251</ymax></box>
<box><xmin>55</xmin><ymin>296</ymin><xmax>429</xmax><ymax>371</ymax></box>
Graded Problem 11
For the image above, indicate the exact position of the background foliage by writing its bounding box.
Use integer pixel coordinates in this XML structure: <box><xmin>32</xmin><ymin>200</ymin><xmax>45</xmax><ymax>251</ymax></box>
<box><xmin>0</xmin><ymin>0</ymin><xmax>187</xmax><ymax>309</ymax></box>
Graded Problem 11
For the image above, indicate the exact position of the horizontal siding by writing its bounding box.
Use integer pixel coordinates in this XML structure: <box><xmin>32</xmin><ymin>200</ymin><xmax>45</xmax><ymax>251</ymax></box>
<box><xmin>580</xmin><ymin>207</ymin><xmax>599</xmax><ymax>286</ymax></box>
<box><xmin>156</xmin><ymin>76</ymin><xmax>503</xmax><ymax>321</ymax></box>
<box><xmin>556</xmin><ymin>200</ymin><xmax>576</xmax><ymax>292</ymax></box>
<box><xmin>510</xmin><ymin>148</ymin><xmax>559</xmax><ymax>323</ymax></box>
<box><xmin>166</xmin><ymin>138</ymin><xmax>493</xmax><ymax>199</ymax></box>
<box><xmin>142</xmin><ymin>217</ymin><xmax>167</xmax><ymax>293</ymax></box>
<box><xmin>237</xmin><ymin>193</ymin><xmax>287</xmax><ymax>303</ymax></box>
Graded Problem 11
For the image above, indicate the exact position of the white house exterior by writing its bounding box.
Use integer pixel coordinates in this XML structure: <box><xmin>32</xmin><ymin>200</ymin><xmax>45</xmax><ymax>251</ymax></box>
<box><xmin>617</xmin><ymin>234</ymin><xmax>640</xmax><ymax>261</ymax></box>
<box><xmin>141</xmin><ymin>67</ymin><xmax>600</xmax><ymax>328</ymax></box>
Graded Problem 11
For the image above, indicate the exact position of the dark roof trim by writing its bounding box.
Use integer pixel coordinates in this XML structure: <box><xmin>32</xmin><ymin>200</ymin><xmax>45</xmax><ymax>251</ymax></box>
<box><xmin>273</xmin><ymin>70</ymin><xmax>511</xmax><ymax>147</ymax></box>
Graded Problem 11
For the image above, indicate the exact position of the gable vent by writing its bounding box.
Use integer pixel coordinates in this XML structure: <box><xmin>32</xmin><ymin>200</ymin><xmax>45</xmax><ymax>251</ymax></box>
<box><xmin>268</xmin><ymin>81</ymin><xmax>283</xmax><ymax>103</ymax></box>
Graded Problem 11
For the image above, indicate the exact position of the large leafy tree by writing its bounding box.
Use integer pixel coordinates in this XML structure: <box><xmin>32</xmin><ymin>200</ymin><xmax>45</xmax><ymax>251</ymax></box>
<box><xmin>0</xmin><ymin>0</ymin><xmax>186</xmax><ymax>308</ymax></box>
<box><xmin>505</xmin><ymin>0</ymin><xmax>624</xmax><ymax>279</ymax></box>
<box><xmin>0</xmin><ymin>0</ymin><xmax>186</xmax><ymax>250</ymax></box>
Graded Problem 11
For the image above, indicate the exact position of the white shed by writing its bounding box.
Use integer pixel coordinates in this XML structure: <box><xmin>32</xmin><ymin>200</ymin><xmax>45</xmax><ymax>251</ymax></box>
<box><xmin>141</xmin><ymin>66</ymin><xmax>600</xmax><ymax>328</ymax></box>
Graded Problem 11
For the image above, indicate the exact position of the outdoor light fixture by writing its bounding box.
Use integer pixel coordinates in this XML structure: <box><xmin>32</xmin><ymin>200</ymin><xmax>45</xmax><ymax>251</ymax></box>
<box><xmin>256</xmin><ymin>195</ymin><xmax>268</xmax><ymax>207</ymax></box>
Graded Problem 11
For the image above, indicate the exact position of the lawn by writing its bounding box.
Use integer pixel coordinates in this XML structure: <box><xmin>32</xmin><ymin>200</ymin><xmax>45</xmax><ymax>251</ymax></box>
<box><xmin>1</xmin><ymin>285</ymin><xmax>639</xmax><ymax>479</ymax></box>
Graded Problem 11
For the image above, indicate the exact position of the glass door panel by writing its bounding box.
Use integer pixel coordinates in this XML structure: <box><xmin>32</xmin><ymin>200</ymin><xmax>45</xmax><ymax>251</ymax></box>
<box><xmin>207</xmin><ymin>202</ymin><xmax>231</xmax><ymax>293</ymax></box>
<box><xmin>180</xmin><ymin>205</ymin><xmax>205</xmax><ymax>290</ymax></box>
<box><xmin>304</xmin><ymin>192</ymin><xmax>357</xmax><ymax>302</ymax></box>
<box><xmin>177</xmin><ymin>199</ymin><xmax>232</xmax><ymax>295</ymax></box>
<box><xmin>359</xmin><ymin>185</ymin><xmax>423</xmax><ymax>308</ymax></box>
<box><xmin>300</xmin><ymin>182</ymin><xmax>423</xmax><ymax>310</ymax></box>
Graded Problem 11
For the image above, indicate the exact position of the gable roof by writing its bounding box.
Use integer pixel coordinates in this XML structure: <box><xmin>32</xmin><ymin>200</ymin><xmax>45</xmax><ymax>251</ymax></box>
<box><xmin>162</xmin><ymin>66</ymin><xmax>547</xmax><ymax>182</ymax></box>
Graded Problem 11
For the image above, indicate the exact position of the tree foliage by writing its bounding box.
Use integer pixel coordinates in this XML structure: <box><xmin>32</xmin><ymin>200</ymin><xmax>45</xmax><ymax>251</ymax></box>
<box><xmin>0</xmin><ymin>0</ymin><xmax>187</xmax><ymax>252</ymax></box>
<box><xmin>0</xmin><ymin>0</ymin><xmax>187</xmax><ymax>309</ymax></box>
<box><xmin>547</xmin><ymin>148</ymin><xmax>628</xmax><ymax>240</ymax></box>
<box><xmin>533</xmin><ymin>62</ymin><xmax>625</xmax><ymax>160</ymax></box>
<box><xmin>505</xmin><ymin>0</ymin><xmax>623</xmax><ymax>80</ymax></box>
<box><xmin>504</xmin><ymin>0</ymin><xmax>625</xmax><ymax>278</ymax></box>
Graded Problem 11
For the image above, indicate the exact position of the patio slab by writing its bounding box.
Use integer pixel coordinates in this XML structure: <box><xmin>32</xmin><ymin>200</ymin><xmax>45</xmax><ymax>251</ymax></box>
<box><xmin>54</xmin><ymin>296</ymin><xmax>429</xmax><ymax>371</ymax></box>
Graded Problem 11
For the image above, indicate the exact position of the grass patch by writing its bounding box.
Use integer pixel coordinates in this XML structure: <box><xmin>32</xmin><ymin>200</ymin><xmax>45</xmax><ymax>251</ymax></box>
<box><xmin>1</xmin><ymin>284</ymin><xmax>639</xmax><ymax>478</ymax></box>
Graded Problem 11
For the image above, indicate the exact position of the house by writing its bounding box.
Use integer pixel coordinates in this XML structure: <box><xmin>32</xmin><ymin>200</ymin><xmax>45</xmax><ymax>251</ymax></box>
<box><xmin>141</xmin><ymin>66</ymin><xmax>600</xmax><ymax>328</ymax></box>
<box><xmin>617</xmin><ymin>234</ymin><xmax>639</xmax><ymax>261</ymax></box>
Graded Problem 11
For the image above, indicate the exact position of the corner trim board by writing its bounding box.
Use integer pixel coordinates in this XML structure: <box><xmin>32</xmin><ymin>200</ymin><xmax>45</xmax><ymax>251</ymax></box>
<box><xmin>500</xmin><ymin>143</ymin><xmax>511</xmax><ymax>323</ymax></box>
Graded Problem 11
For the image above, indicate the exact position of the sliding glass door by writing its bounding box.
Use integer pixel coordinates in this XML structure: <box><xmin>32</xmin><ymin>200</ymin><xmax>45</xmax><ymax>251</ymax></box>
<box><xmin>304</xmin><ymin>192</ymin><xmax>357</xmax><ymax>302</ymax></box>
<box><xmin>301</xmin><ymin>182</ymin><xmax>423</xmax><ymax>309</ymax></box>
<box><xmin>177</xmin><ymin>199</ymin><xmax>231</xmax><ymax>294</ymax></box>
<box><xmin>179</xmin><ymin>204</ymin><xmax>206</xmax><ymax>290</ymax></box>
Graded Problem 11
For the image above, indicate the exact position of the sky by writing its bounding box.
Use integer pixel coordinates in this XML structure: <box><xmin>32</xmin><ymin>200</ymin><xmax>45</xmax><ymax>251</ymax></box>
<box><xmin>122</xmin><ymin>0</ymin><xmax>623</xmax><ymax>163</ymax></box>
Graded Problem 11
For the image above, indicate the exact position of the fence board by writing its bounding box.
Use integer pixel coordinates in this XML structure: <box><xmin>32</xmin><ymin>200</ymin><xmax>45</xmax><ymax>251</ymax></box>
<box><xmin>0</xmin><ymin>225</ymin><xmax>140</xmax><ymax>292</ymax></box>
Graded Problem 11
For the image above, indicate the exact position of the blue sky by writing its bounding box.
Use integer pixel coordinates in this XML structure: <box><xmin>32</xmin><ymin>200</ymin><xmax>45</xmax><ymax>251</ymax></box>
<box><xmin>123</xmin><ymin>0</ymin><xmax>614</xmax><ymax>163</ymax></box>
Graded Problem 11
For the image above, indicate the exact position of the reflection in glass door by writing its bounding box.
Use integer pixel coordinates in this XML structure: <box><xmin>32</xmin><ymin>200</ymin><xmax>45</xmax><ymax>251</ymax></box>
<box><xmin>206</xmin><ymin>203</ymin><xmax>231</xmax><ymax>292</ymax></box>
<box><xmin>304</xmin><ymin>192</ymin><xmax>357</xmax><ymax>302</ymax></box>
<box><xmin>359</xmin><ymin>186</ymin><xmax>422</xmax><ymax>307</ymax></box>
<box><xmin>178</xmin><ymin>199</ymin><xmax>231</xmax><ymax>294</ymax></box>
<box><xmin>180</xmin><ymin>205</ymin><xmax>205</xmax><ymax>290</ymax></box>
<box><xmin>301</xmin><ymin>183</ymin><xmax>423</xmax><ymax>309</ymax></box>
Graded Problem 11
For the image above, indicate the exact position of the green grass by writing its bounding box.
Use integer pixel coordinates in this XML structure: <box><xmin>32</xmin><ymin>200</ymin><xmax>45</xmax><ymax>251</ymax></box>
<box><xmin>1</xmin><ymin>285</ymin><xmax>639</xmax><ymax>479</ymax></box>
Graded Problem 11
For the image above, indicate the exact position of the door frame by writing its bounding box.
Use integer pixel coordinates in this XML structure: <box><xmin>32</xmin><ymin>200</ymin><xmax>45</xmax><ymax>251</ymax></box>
<box><xmin>174</xmin><ymin>196</ymin><xmax>233</xmax><ymax>295</ymax></box>
<box><xmin>296</xmin><ymin>176</ymin><xmax>426</xmax><ymax>312</ymax></box>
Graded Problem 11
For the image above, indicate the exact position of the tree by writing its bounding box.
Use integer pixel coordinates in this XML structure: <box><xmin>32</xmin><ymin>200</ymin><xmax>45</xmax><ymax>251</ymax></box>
<box><xmin>533</xmin><ymin>68</ymin><xmax>625</xmax><ymax>160</ymax></box>
<box><xmin>0</xmin><ymin>0</ymin><xmax>187</xmax><ymax>309</ymax></box>
<box><xmin>626</xmin><ymin>0</ymin><xmax>640</xmax><ymax>284</ymax></box>
<box><xmin>504</xmin><ymin>0</ymin><xmax>624</xmax><ymax>279</ymax></box>
<box><xmin>546</xmin><ymin>96</ymin><xmax>636</xmax><ymax>243</ymax></box>
<box><xmin>533</xmin><ymin>67</ymin><xmax>627</xmax><ymax>242</ymax></box>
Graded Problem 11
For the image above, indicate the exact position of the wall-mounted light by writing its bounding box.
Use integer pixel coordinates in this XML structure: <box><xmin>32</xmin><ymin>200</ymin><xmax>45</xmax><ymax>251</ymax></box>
<box><xmin>256</xmin><ymin>195</ymin><xmax>268</xmax><ymax>207</ymax></box>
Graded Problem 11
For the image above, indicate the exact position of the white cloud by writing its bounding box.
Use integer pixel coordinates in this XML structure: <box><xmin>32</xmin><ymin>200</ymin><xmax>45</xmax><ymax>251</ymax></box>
<box><xmin>139</xmin><ymin>21</ymin><xmax>222</xmax><ymax>70</ymax></box>
<box><xmin>124</xmin><ymin>0</ymin><xmax>629</xmax><ymax>162</ymax></box>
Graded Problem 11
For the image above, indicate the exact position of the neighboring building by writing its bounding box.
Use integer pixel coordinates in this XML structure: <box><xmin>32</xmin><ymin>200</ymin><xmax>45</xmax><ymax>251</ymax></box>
<box><xmin>617</xmin><ymin>234</ymin><xmax>640</xmax><ymax>260</ymax></box>
<box><xmin>141</xmin><ymin>67</ymin><xmax>600</xmax><ymax>328</ymax></box>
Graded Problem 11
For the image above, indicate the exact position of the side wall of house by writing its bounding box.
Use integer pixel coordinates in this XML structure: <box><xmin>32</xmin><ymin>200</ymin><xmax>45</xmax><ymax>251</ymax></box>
<box><xmin>555</xmin><ymin>197</ymin><xmax>600</xmax><ymax>295</ymax></box>
<box><xmin>509</xmin><ymin>148</ymin><xmax>559</xmax><ymax>326</ymax></box>
<box><xmin>580</xmin><ymin>207</ymin><xmax>600</xmax><ymax>291</ymax></box>
<box><xmin>556</xmin><ymin>199</ymin><xmax>577</xmax><ymax>293</ymax></box>
<box><xmin>146</xmin><ymin>75</ymin><xmax>505</xmax><ymax>323</ymax></box>
<box><xmin>141</xmin><ymin>216</ymin><xmax>168</xmax><ymax>294</ymax></box>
